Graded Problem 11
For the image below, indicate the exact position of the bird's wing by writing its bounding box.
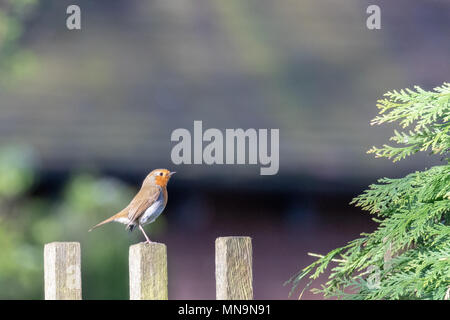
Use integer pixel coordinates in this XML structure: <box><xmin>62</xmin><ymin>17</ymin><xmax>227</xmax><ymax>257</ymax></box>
<box><xmin>126</xmin><ymin>185</ymin><xmax>161</xmax><ymax>225</ymax></box>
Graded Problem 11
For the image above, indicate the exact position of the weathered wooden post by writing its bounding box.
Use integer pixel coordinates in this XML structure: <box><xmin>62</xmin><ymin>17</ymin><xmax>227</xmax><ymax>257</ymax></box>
<box><xmin>215</xmin><ymin>236</ymin><xmax>253</xmax><ymax>300</ymax></box>
<box><xmin>44</xmin><ymin>242</ymin><xmax>82</xmax><ymax>300</ymax></box>
<box><xmin>129</xmin><ymin>242</ymin><xmax>168</xmax><ymax>300</ymax></box>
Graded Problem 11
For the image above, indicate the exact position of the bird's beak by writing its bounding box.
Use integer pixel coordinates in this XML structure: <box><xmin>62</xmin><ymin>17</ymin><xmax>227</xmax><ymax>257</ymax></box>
<box><xmin>169</xmin><ymin>171</ymin><xmax>176</xmax><ymax>176</ymax></box>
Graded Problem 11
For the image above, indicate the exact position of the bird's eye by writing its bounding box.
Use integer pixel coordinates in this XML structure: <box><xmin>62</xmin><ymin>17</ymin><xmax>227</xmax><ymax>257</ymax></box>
<box><xmin>159</xmin><ymin>172</ymin><xmax>164</xmax><ymax>176</ymax></box>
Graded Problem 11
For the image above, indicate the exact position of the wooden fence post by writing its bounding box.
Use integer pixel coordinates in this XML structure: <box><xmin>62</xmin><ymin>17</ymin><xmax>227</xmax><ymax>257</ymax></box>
<box><xmin>215</xmin><ymin>236</ymin><xmax>253</xmax><ymax>300</ymax></box>
<box><xmin>129</xmin><ymin>242</ymin><xmax>168</xmax><ymax>300</ymax></box>
<box><xmin>44</xmin><ymin>242</ymin><xmax>82</xmax><ymax>300</ymax></box>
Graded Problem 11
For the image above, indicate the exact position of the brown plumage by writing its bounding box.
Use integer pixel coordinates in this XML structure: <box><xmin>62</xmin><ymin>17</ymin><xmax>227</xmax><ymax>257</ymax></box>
<box><xmin>89</xmin><ymin>169</ymin><xmax>175</xmax><ymax>243</ymax></box>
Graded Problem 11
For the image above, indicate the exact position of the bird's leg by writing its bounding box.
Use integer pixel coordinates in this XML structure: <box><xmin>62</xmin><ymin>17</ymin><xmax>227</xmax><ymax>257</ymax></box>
<box><xmin>138</xmin><ymin>224</ymin><xmax>152</xmax><ymax>244</ymax></box>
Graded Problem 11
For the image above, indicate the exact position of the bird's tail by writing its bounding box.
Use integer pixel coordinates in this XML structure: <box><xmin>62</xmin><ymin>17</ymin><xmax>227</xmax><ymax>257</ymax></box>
<box><xmin>88</xmin><ymin>211</ymin><xmax>124</xmax><ymax>232</ymax></box>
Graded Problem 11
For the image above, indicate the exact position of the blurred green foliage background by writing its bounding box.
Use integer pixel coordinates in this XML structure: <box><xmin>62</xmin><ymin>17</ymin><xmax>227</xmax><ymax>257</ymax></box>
<box><xmin>0</xmin><ymin>0</ymin><xmax>37</xmax><ymax>84</ymax></box>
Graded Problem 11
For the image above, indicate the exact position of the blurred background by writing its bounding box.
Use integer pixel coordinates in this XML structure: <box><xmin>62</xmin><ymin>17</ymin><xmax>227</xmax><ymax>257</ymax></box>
<box><xmin>0</xmin><ymin>0</ymin><xmax>449</xmax><ymax>299</ymax></box>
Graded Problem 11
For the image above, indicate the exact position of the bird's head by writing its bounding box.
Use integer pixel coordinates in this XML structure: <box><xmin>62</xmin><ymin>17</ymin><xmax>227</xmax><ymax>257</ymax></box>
<box><xmin>143</xmin><ymin>169</ymin><xmax>175</xmax><ymax>187</ymax></box>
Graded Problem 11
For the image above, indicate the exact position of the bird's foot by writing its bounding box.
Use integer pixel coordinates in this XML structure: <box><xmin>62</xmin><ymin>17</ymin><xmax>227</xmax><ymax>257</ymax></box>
<box><xmin>138</xmin><ymin>224</ymin><xmax>152</xmax><ymax>244</ymax></box>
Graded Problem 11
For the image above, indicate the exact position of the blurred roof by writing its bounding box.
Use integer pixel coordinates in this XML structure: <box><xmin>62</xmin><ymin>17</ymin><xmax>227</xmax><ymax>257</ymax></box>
<box><xmin>1</xmin><ymin>0</ymin><xmax>449</xmax><ymax>182</ymax></box>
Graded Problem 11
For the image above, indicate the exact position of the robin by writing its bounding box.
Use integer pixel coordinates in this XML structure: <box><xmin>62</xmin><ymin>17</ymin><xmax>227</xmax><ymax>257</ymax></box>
<box><xmin>89</xmin><ymin>169</ymin><xmax>175</xmax><ymax>243</ymax></box>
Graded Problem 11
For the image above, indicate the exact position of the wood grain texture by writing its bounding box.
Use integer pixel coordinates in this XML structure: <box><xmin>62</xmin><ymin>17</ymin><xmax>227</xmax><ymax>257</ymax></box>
<box><xmin>215</xmin><ymin>236</ymin><xmax>253</xmax><ymax>300</ymax></box>
<box><xmin>129</xmin><ymin>242</ymin><xmax>168</xmax><ymax>300</ymax></box>
<box><xmin>44</xmin><ymin>242</ymin><xmax>82</xmax><ymax>300</ymax></box>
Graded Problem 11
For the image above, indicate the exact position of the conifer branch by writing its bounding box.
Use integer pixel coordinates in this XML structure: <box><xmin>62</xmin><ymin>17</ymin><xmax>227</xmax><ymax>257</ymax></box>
<box><xmin>287</xmin><ymin>82</ymin><xmax>450</xmax><ymax>300</ymax></box>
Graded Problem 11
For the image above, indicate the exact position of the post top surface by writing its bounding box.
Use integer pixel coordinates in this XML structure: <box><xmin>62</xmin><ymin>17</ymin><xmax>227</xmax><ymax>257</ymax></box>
<box><xmin>215</xmin><ymin>236</ymin><xmax>252</xmax><ymax>242</ymax></box>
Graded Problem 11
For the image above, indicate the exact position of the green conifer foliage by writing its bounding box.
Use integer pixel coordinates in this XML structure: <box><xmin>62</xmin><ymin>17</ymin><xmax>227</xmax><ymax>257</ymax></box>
<box><xmin>288</xmin><ymin>82</ymin><xmax>450</xmax><ymax>300</ymax></box>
